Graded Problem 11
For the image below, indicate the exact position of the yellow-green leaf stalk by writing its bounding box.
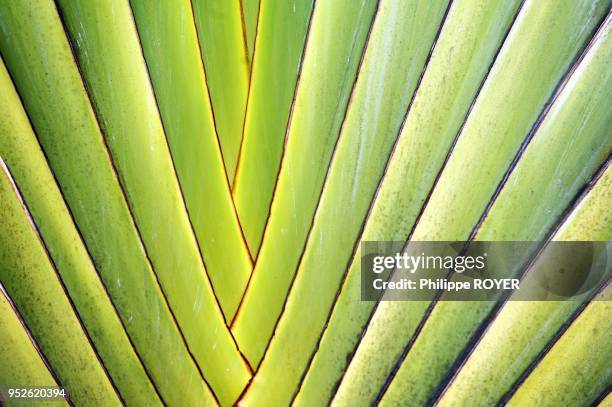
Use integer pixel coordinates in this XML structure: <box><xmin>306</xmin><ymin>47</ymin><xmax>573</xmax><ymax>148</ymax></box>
<box><xmin>53</xmin><ymin>0</ymin><xmax>251</xmax><ymax>403</ymax></box>
<box><xmin>191</xmin><ymin>0</ymin><xmax>250</xmax><ymax>182</ymax></box>
<box><xmin>438</xmin><ymin>164</ymin><xmax>612</xmax><ymax>407</ymax></box>
<box><xmin>129</xmin><ymin>0</ymin><xmax>253</xmax><ymax>322</ymax></box>
<box><xmin>232</xmin><ymin>0</ymin><xmax>315</xmax><ymax>256</ymax></box>
<box><xmin>379</xmin><ymin>16</ymin><xmax>612</xmax><ymax>406</ymax></box>
<box><xmin>232</xmin><ymin>0</ymin><xmax>378</xmax><ymax>368</ymax></box>
<box><xmin>0</xmin><ymin>1</ymin><xmax>216</xmax><ymax>405</ymax></box>
<box><xmin>295</xmin><ymin>0</ymin><xmax>523</xmax><ymax>403</ymax></box>
<box><xmin>239</xmin><ymin>0</ymin><xmax>450</xmax><ymax>404</ymax></box>
<box><xmin>0</xmin><ymin>161</ymin><xmax>121</xmax><ymax>406</ymax></box>
<box><xmin>0</xmin><ymin>284</ymin><xmax>65</xmax><ymax>407</ymax></box>
<box><xmin>0</xmin><ymin>56</ymin><xmax>161</xmax><ymax>406</ymax></box>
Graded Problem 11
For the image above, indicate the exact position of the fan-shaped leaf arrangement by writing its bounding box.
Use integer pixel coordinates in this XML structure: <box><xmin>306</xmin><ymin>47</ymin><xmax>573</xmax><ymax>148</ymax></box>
<box><xmin>0</xmin><ymin>0</ymin><xmax>610</xmax><ymax>406</ymax></box>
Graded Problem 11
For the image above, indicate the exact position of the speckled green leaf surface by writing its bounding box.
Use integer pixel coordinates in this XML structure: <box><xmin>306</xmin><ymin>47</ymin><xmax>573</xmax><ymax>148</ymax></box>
<box><xmin>0</xmin><ymin>284</ymin><xmax>64</xmax><ymax>407</ymax></box>
<box><xmin>232</xmin><ymin>0</ymin><xmax>377</xmax><ymax>368</ymax></box>
<box><xmin>294</xmin><ymin>0</ymin><xmax>522</xmax><ymax>403</ymax></box>
<box><xmin>380</xmin><ymin>17</ymin><xmax>612</xmax><ymax>406</ymax></box>
<box><xmin>0</xmin><ymin>2</ymin><xmax>213</xmax><ymax>405</ymax></box>
<box><xmin>507</xmin><ymin>284</ymin><xmax>612</xmax><ymax>407</ymax></box>
<box><xmin>232</xmin><ymin>0</ymin><xmax>315</xmax><ymax>256</ymax></box>
<box><xmin>333</xmin><ymin>1</ymin><xmax>609</xmax><ymax>404</ymax></box>
<box><xmin>130</xmin><ymin>0</ymin><xmax>253</xmax><ymax>323</ymax></box>
<box><xmin>238</xmin><ymin>0</ymin><xmax>450</xmax><ymax>404</ymax></box>
<box><xmin>0</xmin><ymin>161</ymin><xmax>121</xmax><ymax>406</ymax></box>
<box><xmin>439</xmin><ymin>165</ymin><xmax>612</xmax><ymax>407</ymax></box>
<box><xmin>0</xmin><ymin>56</ymin><xmax>161</xmax><ymax>406</ymax></box>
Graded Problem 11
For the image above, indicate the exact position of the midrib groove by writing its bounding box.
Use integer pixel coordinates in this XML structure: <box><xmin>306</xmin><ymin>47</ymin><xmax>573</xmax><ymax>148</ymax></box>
<box><xmin>238</xmin><ymin>0</ymin><xmax>252</xmax><ymax>68</ymax></box>
<box><xmin>233</xmin><ymin>0</ymin><xmax>263</xmax><ymax>192</ymax></box>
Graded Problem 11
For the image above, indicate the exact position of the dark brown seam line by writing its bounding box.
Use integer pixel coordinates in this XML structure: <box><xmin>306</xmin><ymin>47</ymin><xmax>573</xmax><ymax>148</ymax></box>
<box><xmin>0</xmin><ymin>281</ymin><xmax>72</xmax><ymax>406</ymax></box>
<box><xmin>429</xmin><ymin>293</ymin><xmax>514</xmax><ymax>406</ymax></box>
<box><xmin>229</xmin><ymin>0</ymin><xmax>319</xmax><ymax>329</ymax></box>
<box><xmin>376</xmin><ymin>10</ymin><xmax>609</xmax><ymax>402</ymax></box>
<box><xmin>499</xmin><ymin>278</ymin><xmax>611</xmax><ymax>405</ymax></box>
<box><xmin>1</xmin><ymin>161</ymin><xmax>124</xmax><ymax>405</ymax></box>
<box><xmin>188</xmin><ymin>0</ymin><xmax>254</xmax><ymax>269</ymax></box>
<box><xmin>126</xmin><ymin>0</ymin><xmax>250</xmax><ymax>388</ymax></box>
<box><xmin>433</xmin><ymin>157</ymin><xmax>611</xmax><ymax>406</ymax></box>
<box><xmin>238</xmin><ymin>0</ymin><xmax>252</xmax><ymax>67</ymax></box>
<box><xmin>51</xmin><ymin>1</ymin><xmax>219</xmax><ymax>403</ymax></box>
<box><xmin>591</xmin><ymin>386</ymin><xmax>611</xmax><ymax>407</ymax></box>
<box><xmin>467</xmin><ymin>9</ymin><xmax>611</xmax><ymax>242</ymax></box>
<box><xmin>230</xmin><ymin>0</ymin><xmax>259</xmax><ymax>262</ymax></box>
<box><xmin>0</xmin><ymin>46</ymin><xmax>165</xmax><ymax>405</ymax></box>
<box><xmin>231</xmin><ymin>0</ymin><xmax>264</xmax><ymax>192</ymax></box>
<box><xmin>230</xmin><ymin>0</ymin><xmax>263</xmax><ymax>191</ymax></box>
<box><xmin>246</xmin><ymin>0</ymin><xmax>454</xmax><ymax>401</ymax></box>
